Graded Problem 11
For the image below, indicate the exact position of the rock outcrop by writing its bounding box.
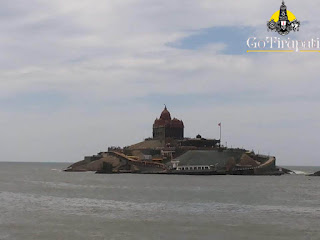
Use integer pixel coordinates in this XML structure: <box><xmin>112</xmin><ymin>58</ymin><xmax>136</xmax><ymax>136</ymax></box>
<box><xmin>65</xmin><ymin>154</ymin><xmax>124</xmax><ymax>172</ymax></box>
<box><xmin>238</xmin><ymin>154</ymin><xmax>260</xmax><ymax>167</ymax></box>
<box><xmin>308</xmin><ymin>171</ymin><xmax>320</xmax><ymax>176</ymax></box>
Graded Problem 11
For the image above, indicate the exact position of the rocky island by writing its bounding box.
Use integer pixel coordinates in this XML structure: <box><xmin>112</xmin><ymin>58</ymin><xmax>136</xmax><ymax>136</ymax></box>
<box><xmin>65</xmin><ymin>106</ymin><xmax>285</xmax><ymax>175</ymax></box>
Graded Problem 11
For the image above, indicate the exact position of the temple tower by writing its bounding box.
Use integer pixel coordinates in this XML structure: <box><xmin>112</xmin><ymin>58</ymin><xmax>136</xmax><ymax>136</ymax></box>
<box><xmin>153</xmin><ymin>106</ymin><xmax>184</xmax><ymax>140</ymax></box>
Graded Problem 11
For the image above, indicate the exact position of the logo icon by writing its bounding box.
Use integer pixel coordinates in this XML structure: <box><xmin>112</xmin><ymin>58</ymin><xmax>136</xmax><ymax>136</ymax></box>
<box><xmin>267</xmin><ymin>1</ymin><xmax>300</xmax><ymax>36</ymax></box>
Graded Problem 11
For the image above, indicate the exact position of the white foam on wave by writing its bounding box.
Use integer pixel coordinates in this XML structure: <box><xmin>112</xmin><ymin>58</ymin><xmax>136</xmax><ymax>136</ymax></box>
<box><xmin>51</xmin><ymin>168</ymin><xmax>62</xmax><ymax>172</ymax></box>
<box><xmin>291</xmin><ymin>170</ymin><xmax>309</xmax><ymax>175</ymax></box>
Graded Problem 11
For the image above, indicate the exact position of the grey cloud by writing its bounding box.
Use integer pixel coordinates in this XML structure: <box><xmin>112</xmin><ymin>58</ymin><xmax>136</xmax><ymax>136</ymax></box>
<box><xmin>0</xmin><ymin>0</ymin><xmax>320</xmax><ymax>166</ymax></box>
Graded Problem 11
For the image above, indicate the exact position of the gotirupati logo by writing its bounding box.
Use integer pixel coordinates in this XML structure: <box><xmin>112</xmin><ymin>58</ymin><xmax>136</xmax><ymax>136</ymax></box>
<box><xmin>267</xmin><ymin>1</ymin><xmax>300</xmax><ymax>36</ymax></box>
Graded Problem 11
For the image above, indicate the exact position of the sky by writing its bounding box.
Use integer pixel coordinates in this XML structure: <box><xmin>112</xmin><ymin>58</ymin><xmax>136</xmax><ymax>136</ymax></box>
<box><xmin>1</xmin><ymin>0</ymin><xmax>320</xmax><ymax>165</ymax></box>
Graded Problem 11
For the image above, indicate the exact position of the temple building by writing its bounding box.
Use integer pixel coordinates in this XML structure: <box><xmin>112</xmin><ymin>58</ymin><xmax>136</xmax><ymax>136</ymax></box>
<box><xmin>153</xmin><ymin>106</ymin><xmax>184</xmax><ymax>140</ymax></box>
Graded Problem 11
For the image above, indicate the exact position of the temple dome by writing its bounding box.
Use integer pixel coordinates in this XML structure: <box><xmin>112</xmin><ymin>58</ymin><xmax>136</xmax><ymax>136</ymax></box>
<box><xmin>171</xmin><ymin>118</ymin><xmax>184</xmax><ymax>127</ymax></box>
<box><xmin>160</xmin><ymin>106</ymin><xmax>171</xmax><ymax>121</ymax></box>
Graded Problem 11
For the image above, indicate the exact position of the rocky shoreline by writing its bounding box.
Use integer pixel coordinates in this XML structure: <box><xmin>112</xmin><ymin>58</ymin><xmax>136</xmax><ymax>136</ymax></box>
<box><xmin>64</xmin><ymin>150</ymin><xmax>293</xmax><ymax>176</ymax></box>
<box><xmin>308</xmin><ymin>171</ymin><xmax>320</xmax><ymax>176</ymax></box>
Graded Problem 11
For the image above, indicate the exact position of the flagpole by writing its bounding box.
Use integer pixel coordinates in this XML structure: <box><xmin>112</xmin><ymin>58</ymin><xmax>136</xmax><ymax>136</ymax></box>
<box><xmin>220</xmin><ymin>123</ymin><xmax>221</xmax><ymax>147</ymax></box>
<box><xmin>219</xmin><ymin>123</ymin><xmax>221</xmax><ymax>148</ymax></box>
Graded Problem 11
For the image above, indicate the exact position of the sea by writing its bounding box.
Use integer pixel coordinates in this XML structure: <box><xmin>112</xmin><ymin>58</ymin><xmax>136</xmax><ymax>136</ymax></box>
<box><xmin>0</xmin><ymin>162</ymin><xmax>319</xmax><ymax>240</ymax></box>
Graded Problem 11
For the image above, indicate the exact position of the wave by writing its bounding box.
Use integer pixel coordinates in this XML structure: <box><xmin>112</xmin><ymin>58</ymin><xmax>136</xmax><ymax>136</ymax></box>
<box><xmin>1</xmin><ymin>191</ymin><xmax>319</xmax><ymax>220</ymax></box>
<box><xmin>51</xmin><ymin>168</ymin><xmax>62</xmax><ymax>172</ymax></box>
<box><xmin>291</xmin><ymin>170</ymin><xmax>310</xmax><ymax>175</ymax></box>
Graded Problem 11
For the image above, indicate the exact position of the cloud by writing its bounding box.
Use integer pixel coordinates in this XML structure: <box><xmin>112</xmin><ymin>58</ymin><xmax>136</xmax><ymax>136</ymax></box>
<box><xmin>167</xmin><ymin>26</ymin><xmax>257</xmax><ymax>55</ymax></box>
<box><xmin>0</xmin><ymin>0</ymin><xmax>320</xmax><ymax>165</ymax></box>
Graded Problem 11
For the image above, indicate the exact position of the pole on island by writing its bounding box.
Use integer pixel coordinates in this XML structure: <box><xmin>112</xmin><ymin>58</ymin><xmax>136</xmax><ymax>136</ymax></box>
<box><xmin>218</xmin><ymin>122</ymin><xmax>221</xmax><ymax>147</ymax></box>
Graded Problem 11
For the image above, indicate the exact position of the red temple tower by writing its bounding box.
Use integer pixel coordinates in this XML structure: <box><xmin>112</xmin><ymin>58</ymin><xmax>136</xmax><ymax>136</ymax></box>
<box><xmin>153</xmin><ymin>106</ymin><xmax>184</xmax><ymax>140</ymax></box>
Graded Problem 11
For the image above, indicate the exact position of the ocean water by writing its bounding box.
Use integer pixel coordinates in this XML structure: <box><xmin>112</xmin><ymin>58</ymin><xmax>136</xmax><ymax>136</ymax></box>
<box><xmin>0</xmin><ymin>162</ymin><xmax>320</xmax><ymax>240</ymax></box>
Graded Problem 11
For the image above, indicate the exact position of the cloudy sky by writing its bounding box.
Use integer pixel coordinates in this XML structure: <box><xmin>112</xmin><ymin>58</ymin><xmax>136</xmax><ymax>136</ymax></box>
<box><xmin>1</xmin><ymin>0</ymin><xmax>319</xmax><ymax>165</ymax></box>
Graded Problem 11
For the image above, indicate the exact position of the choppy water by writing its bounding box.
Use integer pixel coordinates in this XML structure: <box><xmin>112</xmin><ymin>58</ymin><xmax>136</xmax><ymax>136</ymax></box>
<box><xmin>0</xmin><ymin>162</ymin><xmax>320</xmax><ymax>240</ymax></box>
